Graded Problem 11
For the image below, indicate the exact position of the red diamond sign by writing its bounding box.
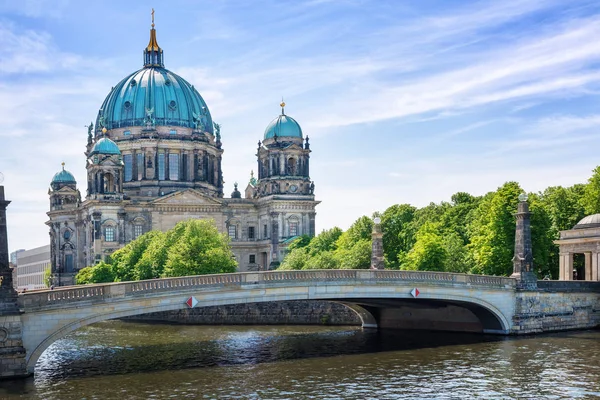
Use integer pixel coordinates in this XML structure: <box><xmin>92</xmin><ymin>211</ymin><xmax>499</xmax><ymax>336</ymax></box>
<box><xmin>411</xmin><ymin>288</ymin><xmax>420</xmax><ymax>298</ymax></box>
<box><xmin>185</xmin><ymin>296</ymin><xmax>198</xmax><ymax>308</ymax></box>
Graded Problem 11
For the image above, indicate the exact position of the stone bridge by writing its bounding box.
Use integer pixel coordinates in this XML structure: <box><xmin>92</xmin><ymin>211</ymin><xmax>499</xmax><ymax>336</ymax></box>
<box><xmin>2</xmin><ymin>269</ymin><xmax>600</xmax><ymax>378</ymax></box>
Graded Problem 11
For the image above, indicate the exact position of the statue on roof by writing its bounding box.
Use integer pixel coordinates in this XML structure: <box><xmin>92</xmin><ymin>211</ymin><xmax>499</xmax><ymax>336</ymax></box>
<box><xmin>192</xmin><ymin>111</ymin><xmax>205</xmax><ymax>131</ymax></box>
<box><xmin>86</xmin><ymin>122</ymin><xmax>94</xmax><ymax>146</ymax></box>
<box><xmin>145</xmin><ymin>107</ymin><xmax>155</xmax><ymax>129</ymax></box>
<box><xmin>213</xmin><ymin>122</ymin><xmax>221</xmax><ymax>141</ymax></box>
<box><xmin>249</xmin><ymin>170</ymin><xmax>257</xmax><ymax>187</ymax></box>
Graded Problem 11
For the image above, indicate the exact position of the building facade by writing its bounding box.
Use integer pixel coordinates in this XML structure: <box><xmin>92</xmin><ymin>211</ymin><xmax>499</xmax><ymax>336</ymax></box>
<box><xmin>46</xmin><ymin>23</ymin><xmax>319</xmax><ymax>286</ymax></box>
<box><xmin>15</xmin><ymin>245</ymin><xmax>51</xmax><ymax>290</ymax></box>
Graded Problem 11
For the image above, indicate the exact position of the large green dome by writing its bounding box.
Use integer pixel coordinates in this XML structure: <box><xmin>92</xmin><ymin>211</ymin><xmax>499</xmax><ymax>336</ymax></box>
<box><xmin>96</xmin><ymin>27</ymin><xmax>213</xmax><ymax>134</ymax></box>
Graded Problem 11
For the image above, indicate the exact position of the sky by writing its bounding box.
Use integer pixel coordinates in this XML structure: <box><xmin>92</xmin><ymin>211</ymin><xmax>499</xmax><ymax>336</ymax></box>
<box><xmin>3</xmin><ymin>0</ymin><xmax>600</xmax><ymax>253</ymax></box>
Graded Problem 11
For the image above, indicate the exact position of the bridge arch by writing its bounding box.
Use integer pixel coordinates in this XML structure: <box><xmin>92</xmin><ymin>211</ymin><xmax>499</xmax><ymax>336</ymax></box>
<box><xmin>19</xmin><ymin>270</ymin><xmax>516</xmax><ymax>373</ymax></box>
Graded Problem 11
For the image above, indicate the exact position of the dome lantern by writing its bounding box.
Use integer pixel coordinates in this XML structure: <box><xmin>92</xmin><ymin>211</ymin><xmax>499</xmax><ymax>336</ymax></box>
<box><xmin>144</xmin><ymin>9</ymin><xmax>164</xmax><ymax>68</ymax></box>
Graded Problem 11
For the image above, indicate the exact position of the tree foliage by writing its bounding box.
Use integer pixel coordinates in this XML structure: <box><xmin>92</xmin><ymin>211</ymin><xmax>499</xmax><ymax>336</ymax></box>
<box><xmin>76</xmin><ymin>220</ymin><xmax>237</xmax><ymax>284</ymax></box>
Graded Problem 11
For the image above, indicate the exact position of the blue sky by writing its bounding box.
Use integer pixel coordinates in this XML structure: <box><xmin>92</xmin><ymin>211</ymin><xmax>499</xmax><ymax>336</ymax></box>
<box><xmin>3</xmin><ymin>0</ymin><xmax>600</xmax><ymax>252</ymax></box>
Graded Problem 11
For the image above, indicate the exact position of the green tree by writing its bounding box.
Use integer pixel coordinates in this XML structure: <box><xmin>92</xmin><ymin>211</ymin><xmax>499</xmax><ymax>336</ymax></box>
<box><xmin>336</xmin><ymin>239</ymin><xmax>372</xmax><ymax>269</ymax></box>
<box><xmin>279</xmin><ymin>248</ymin><xmax>310</xmax><ymax>270</ymax></box>
<box><xmin>336</xmin><ymin>216</ymin><xmax>373</xmax><ymax>250</ymax></box>
<box><xmin>75</xmin><ymin>219</ymin><xmax>237</xmax><ymax>284</ymax></box>
<box><xmin>76</xmin><ymin>262</ymin><xmax>115</xmax><ymax>284</ymax></box>
<box><xmin>582</xmin><ymin>166</ymin><xmax>600</xmax><ymax>215</ymax></box>
<box><xmin>528</xmin><ymin>193</ymin><xmax>555</xmax><ymax>279</ymax></box>
<box><xmin>403</xmin><ymin>222</ymin><xmax>446</xmax><ymax>271</ymax></box>
<box><xmin>307</xmin><ymin>227</ymin><xmax>343</xmax><ymax>255</ymax></box>
<box><xmin>304</xmin><ymin>251</ymin><xmax>338</xmax><ymax>269</ymax></box>
<box><xmin>468</xmin><ymin>182</ymin><xmax>522</xmax><ymax>276</ymax></box>
<box><xmin>287</xmin><ymin>235</ymin><xmax>312</xmax><ymax>251</ymax></box>
<box><xmin>381</xmin><ymin>204</ymin><xmax>416</xmax><ymax>268</ymax></box>
<box><xmin>442</xmin><ymin>232</ymin><xmax>469</xmax><ymax>273</ymax></box>
<box><xmin>163</xmin><ymin>220</ymin><xmax>237</xmax><ymax>277</ymax></box>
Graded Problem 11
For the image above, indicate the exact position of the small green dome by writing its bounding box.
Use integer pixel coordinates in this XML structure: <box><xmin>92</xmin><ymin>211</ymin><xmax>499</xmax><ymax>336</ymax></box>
<box><xmin>90</xmin><ymin>137</ymin><xmax>121</xmax><ymax>156</ymax></box>
<box><xmin>264</xmin><ymin>114</ymin><xmax>303</xmax><ymax>140</ymax></box>
<box><xmin>51</xmin><ymin>167</ymin><xmax>76</xmax><ymax>185</ymax></box>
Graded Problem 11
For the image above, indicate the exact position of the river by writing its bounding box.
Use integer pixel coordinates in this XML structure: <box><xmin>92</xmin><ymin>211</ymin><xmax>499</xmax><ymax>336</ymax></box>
<box><xmin>1</xmin><ymin>321</ymin><xmax>600</xmax><ymax>399</ymax></box>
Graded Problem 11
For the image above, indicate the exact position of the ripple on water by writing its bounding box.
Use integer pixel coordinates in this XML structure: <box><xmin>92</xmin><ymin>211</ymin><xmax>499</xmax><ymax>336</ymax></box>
<box><xmin>1</xmin><ymin>323</ymin><xmax>600</xmax><ymax>399</ymax></box>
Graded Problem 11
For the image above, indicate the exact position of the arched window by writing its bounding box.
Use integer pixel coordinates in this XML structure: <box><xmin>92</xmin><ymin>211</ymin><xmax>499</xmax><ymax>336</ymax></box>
<box><xmin>287</xmin><ymin>157</ymin><xmax>296</xmax><ymax>176</ymax></box>
<box><xmin>104</xmin><ymin>173</ymin><xmax>115</xmax><ymax>193</ymax></box>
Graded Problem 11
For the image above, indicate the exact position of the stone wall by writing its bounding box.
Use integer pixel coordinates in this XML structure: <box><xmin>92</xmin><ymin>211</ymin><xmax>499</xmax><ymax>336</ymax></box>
<box><xmin>124</xmin><ymin>300</ymin><xmax>361</xmax><ymax>326</ymax></box>
<box><xmin>513</xmin><ymin>283</ymin><xmax>600</xmax><ymax>334</ymax></box>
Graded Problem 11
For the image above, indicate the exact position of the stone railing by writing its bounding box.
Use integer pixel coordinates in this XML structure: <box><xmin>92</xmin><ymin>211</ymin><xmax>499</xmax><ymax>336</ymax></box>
<box><xmin>537</xmin><ymin>280</ymin><xmax>600</xmax><ymax>292</ymax></box>
<box><xmin>18</xmin><ymin>270</ymin><xmax>516</xmax><ymax>310</ymax></box>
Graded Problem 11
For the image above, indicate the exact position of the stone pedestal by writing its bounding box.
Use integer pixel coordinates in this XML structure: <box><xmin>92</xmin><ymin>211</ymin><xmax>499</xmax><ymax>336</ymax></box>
<box><xmin>510</xmin><ymin>197</ymin><xmax>537</xmax><ymax>290</ymax></box>
<box><xmin>0</xmin><ymin>186</ymin><xmax>29</xmax><ymax>379</ymax></box>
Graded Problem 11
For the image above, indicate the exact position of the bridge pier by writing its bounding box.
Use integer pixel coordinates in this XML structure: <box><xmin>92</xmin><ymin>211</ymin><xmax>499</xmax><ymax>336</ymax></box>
<box><xmin>0</xmin><ymin>186</ymin><xmax>29</xmax><ymax>379</ymax></box>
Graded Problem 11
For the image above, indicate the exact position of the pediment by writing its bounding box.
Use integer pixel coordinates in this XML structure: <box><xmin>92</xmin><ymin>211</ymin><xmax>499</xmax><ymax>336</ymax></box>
<box><xmin>285</xmin><ymin>143</ymin><xmax>304</xmax><ymax>151</ymax></box>
<box><xmin>152</xmin><ymin>189</ymin><xmax>223</xmax><ymax>206</ymax></box>
<box><xmin>54</xmin><ymin>186</ymin><xmax>78</xmax><ymax>194</ymax></box>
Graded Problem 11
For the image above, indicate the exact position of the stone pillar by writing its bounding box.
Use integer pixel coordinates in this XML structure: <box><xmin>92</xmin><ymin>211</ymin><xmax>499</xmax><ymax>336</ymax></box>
<box><xmin>593</xmin><ymin>252</ymin><xmax>599</xmax><ymax>281</ymax></box>
<box><xmin>117</xmin><ymin>211</ymin><xmax>126</xmax><ymax>245</ymax></box>
<box><xmin>585</xmin><ymin>252</ymin><xmax>592</xmax><ymax>281</ymax></box>
<box><xmin>562</xmin><ymin>253</ymin><xmax>574</xmax><ymax>281</ymax></box>
<box><xmin>510</xmin><ymin>195</ymin><xmax>537</xmax><ymax>289</ymax></box>
<box><xmin>0</xmin><ymin>186</ymin><xmax>28</xmax><ymax>379</ymax></box>
<box><xmin>370</xmin><ymin>217</ymin><xmax>384</xmax><ymax>270</ymax></box>
<box><xmin>269</xmin><ymin>212</ymin><xmax>279</xmax><ymax>269</ymax></box>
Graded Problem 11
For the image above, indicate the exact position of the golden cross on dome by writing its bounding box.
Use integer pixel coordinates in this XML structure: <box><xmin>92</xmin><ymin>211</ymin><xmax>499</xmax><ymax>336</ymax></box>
<box><xmin>280</xmin><ymin>98</ymin><xmax>286</xmax><ymax>115</ymax></box>
<box><xmin>61</xmin><ymin>162</ymin><xmax>65</xmax><ymax>170</ymax></box>
<box><xmin>151</xmin><ymin>8</ymin><xmax>155</xmax><ymax>28</ymax></box>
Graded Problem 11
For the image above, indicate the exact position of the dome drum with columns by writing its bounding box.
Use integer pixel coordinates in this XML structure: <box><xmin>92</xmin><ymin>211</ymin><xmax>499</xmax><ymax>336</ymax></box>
<box><xmin>46</xmin><ymin>15</ymin><xmax>319</xmax><ymax>286</ymax></box>
<box><xmin>555</xmin><ymin>213</ymin><xmax>600</xmax><ymax>281</ymax></box>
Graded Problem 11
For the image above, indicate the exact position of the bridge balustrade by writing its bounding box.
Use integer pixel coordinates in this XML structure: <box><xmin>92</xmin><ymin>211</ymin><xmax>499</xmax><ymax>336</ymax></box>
<box><xmin>18</xmin><ymin>270</ymin><xmax>516</xmax><ymax>311</ymax></box>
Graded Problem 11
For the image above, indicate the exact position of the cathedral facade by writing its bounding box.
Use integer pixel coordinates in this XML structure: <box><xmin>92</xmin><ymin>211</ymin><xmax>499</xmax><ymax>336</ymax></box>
<box><xmin>46</xmin><ymin>23</ymin><xmax>319</xmax><ymax>286</ymax></box>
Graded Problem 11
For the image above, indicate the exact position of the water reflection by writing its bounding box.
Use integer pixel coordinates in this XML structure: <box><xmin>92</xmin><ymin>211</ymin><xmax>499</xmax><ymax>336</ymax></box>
<box><xmin>1</xmin><ymin>321</ymin><xmax>600</xmax><ymax>399</ymax></box>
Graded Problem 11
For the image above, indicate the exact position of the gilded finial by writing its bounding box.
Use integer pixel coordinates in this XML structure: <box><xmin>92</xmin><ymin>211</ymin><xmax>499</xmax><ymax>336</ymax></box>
<box><xmin>151</xmin><ymin>8</ymin><xmax>155</xmax><ymax>28</ymax></box>
<box><xmin>61</xmin><ymin>162</ymin><xmax>65</xmax><ymax>171</ymax></box>
<box><xmin>280</xmin><ymin>98</ymin><xmax>286</xmax><ymax>115</ymax></box>
<box><xmin>102</xmin><ymin>127</ymin><xmax>107</xmax><ymax>136</ymax></box>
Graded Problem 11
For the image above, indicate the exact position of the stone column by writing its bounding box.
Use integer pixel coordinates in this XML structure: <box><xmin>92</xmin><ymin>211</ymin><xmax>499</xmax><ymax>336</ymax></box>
<box><xmin>370</xmin><ymin>218</ymin><xmax>384</xmax><ymax>270</ymax></box>
<box><xmin>117</xmin><ymin>211</ymin><xmax>126</xmax><ymax>244</ymax></box>
<box><xmin>593</xmin><ymin>252</ymin><xmax>599</xmax><ymax>281</ymax></box>
<box><xmin>0</xmin><ymin>185</ymin><xmax>28</xmax><ymax>378</ymax></box>
<box><xmin>165</xmin><ymin>150</ymin><xmax>170</xmax><ymax>180</ymax></box>
<box><xmin>269</xmin><ymin>212</ymin><xmax>279</xmax><ymax>269</ymax></box>
<box><xmin>510</xmin><ymin>195</ymin><xmax>537</xmax><ymax>289</ymax></box>
<box><xmin>585</xmin><ymin>252</ymin><xmax>592</xmax><ymax>281</ymax></box>
<box><xmin>560</xmin><ymin>252</ymin><xmax>573</xmax><ymax>281</ymax></box>
<box><xmin>0</xmin><ymin>187</ymin><xmax>16</xmax><ymax>310</ymax></box>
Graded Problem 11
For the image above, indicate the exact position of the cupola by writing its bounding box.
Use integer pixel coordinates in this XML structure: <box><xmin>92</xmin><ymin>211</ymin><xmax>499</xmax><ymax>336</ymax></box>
<box><xmin>264</xmin><ymin>102</ymin><xmax>303</xmax><ymax>140</ymax></box>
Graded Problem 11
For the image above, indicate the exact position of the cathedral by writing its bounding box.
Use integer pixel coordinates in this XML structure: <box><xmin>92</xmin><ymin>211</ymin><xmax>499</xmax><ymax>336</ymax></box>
<box><xmin>46</xmin><ymin>21</ymin><xmax>319</xmax><ymax>286</ymax></box>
